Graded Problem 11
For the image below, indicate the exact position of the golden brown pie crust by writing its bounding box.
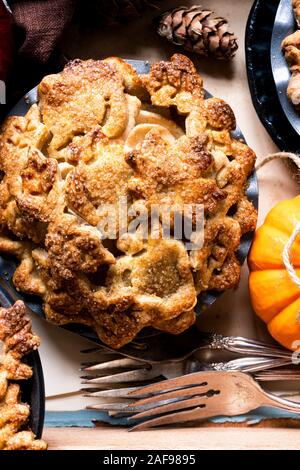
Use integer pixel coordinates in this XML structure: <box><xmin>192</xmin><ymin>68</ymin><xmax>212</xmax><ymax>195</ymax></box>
<box><xmin>0</xmin><ymin>54</ymin><xmax>257</xmax><ymax>348</ymax></box>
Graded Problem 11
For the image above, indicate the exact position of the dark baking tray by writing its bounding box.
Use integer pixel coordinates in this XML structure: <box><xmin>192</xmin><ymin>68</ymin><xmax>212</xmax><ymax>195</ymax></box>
<box><xmin>246</xmin><ymin>0</ymin><xmax>300</xmax><ymax>151</ymax></box>
<box><xmin>0</xmin><ymin>60</ymin><xmax>258</xmax><ymax>350</ymax></box>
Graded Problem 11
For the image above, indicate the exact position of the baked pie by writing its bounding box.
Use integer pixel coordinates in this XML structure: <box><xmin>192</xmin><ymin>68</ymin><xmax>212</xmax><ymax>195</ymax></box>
<box><xmin>0</xmin><ymin>54</ymin><xmax>257</xmax><ymax>348</ymax></box>
<box><xmin>0</xmin><ymin>301</ymin><xmax>47</xmax><ymax>450</ymax></box>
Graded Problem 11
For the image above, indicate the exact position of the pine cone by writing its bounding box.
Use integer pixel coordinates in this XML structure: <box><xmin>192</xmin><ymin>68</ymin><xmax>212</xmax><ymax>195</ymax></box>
<box><xmin>92</xmin><ymin>0</ymin><xmax>163</xmax><ymax>24</ymax></box>
<box><xmin>157</xmin><ymin>5</ymin><xmax>238</xmax><ymax>60</ymax></box>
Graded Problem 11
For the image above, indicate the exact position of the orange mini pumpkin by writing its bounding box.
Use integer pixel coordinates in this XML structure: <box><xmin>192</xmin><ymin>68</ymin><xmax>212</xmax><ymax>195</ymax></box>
<box><xmin>248</xmin><ymin>195</ymin><xmax>300</xmax><ymax>351</ymax></box>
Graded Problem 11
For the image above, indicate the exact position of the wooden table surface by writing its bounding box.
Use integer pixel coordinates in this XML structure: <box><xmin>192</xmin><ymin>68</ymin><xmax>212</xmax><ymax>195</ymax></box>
<box><xmin>43</xmin><ymin>427</ymin><xmax>300</xmax><ymax>450</ymax></box>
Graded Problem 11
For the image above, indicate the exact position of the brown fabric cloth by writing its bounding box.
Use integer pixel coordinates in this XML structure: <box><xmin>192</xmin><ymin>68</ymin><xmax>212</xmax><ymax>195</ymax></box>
<box><xmin>10</xmin><ymin>0</ymin><xmax>75</xmax><ymax>63</ymax></box>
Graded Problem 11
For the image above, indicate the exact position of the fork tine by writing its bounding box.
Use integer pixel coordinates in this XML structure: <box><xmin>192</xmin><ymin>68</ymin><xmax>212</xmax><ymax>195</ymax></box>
<box><xmin>127</xmin><ymin>383</ymin><xmax>213</xmax><ymax>409</ymax></box>
<box><xmin>129</xmin><ymin>405</ymin><xmax>207</xmax><ymax>431</ymax></box>
<box><xmin>81</xmin><ymin>367</ymin><xmax>163</xmax><ymax>384</ymax></box>
<box><xmin>87</xmin><ymin>403</ymin><xmax>133</xmax><ymax>412</ymax></box>
<box><xmin>83</xmin><ymin>386</ymin><xmax>141</xmax><ymax>398</ymax></box>
<box><xmin>82</xmin><ymin>358</ymin><xmax>145</xmax><ymax>372</ymax></box>
<box><xmin>80</xmin><ymin>347</ymin><xmax>116</xmax><ymax>354</ymax></box>
<box><xmin>128</xmin><ymin>371</ymin><xmax>206</xmax><ymax>397</ymax></box>
<box><xmin>80</xmin><ymin>362</ymin><xmax>100</xmax><ymax>369</ymax></box>
<box><xmin>87</xmin><ymin>392</ymin><xmax>208</xmax><ymax>416</ymax></box>
<box><xmin>128</xmin><ymin>394</ymin><xmax>211</xmax><ymax>421</ymax></box>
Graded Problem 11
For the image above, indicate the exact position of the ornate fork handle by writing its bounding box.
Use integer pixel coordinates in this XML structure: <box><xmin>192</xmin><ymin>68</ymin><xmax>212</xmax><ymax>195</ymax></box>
<box><xmin>189</xmin><ymin>356</ymin><xmax>293</xmax><ymax>374</ymax></box>
<box><xmin>207</xmin><ymin>334</ymin><xmax>293</xmax><ymax>359</ymax></box>
<box><xmin>213</xmin><ymin>357</ymin><xmax>293</xmax><ymax>373</ymax></box>
<box><xmin>81</xmin><ymin>329</ymin><xmax>294</xmax><ymax>364</ymax></box>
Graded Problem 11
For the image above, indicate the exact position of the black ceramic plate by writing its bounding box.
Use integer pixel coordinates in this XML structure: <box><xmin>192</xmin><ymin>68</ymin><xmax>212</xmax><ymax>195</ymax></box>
<box><xmin>0</xmin><ymin>60</ymin><xmax>258</xmax><ymax>348</ymax></box>
<box><xmin>271</xmin><ymin>0</ymin><xmax>300</xmax><ymax>134</ymax></box>
<box><xmin>246</xmin><ymin>0</ymin><xmax>300</xmax><ymax>151</ymax></box>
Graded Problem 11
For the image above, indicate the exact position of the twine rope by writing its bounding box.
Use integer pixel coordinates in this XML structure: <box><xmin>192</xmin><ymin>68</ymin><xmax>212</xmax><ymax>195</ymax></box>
<box><xmin>255</xmin><ymin>152</ymin><xmax>300</xmax><ymax>289</ymax></box>
<box><xmin>255</xmin><ymin>151</ymin><xmax>300</xmax><ymax>171</ymax></box>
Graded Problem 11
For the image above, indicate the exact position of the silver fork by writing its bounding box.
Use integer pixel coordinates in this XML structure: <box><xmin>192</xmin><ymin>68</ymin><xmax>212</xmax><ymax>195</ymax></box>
<box><xmin>82</xmin><ymin>355</ymin><xmax>299</xmax><ymax>414</ymax></box>
<box><xmin>125</xmin><ymin>371</ymin><xmax>300</xmax><ymax>431</ymax></box>
<box><xmin>81</xmin><ymin>326</ymin><xmax>296</xmax><ymax>364</ymax></box>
